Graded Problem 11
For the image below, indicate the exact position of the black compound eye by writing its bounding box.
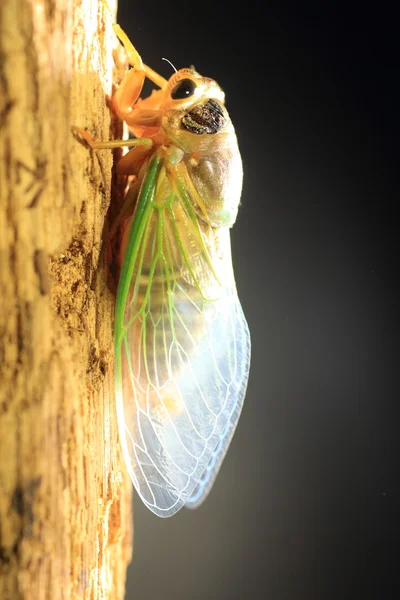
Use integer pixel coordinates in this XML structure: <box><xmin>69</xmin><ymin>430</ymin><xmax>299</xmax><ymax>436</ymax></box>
<box><xmin>171</xmin><ymin>78</ymin><xmax>197</xmax><ymax>100</ymax></box>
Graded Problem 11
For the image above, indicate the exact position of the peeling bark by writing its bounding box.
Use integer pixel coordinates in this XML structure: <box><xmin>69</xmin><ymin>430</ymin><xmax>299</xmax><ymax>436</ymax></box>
<box><xmin>0</xmin><ymin>1</ymin><xmax>132</xmax><ymax>598</ymax></box>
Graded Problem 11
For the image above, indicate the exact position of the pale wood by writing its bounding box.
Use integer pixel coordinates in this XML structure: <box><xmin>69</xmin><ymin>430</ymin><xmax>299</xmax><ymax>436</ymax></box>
<box><xmin>0</xmin><ymin>1</ymin><xmax>132</xmax><ymax>598</ymax></box>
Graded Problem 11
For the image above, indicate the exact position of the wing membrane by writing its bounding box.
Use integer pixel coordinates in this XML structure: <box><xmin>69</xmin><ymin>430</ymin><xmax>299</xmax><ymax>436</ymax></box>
<box><xmin>115</xmin><ymin>154</ymin><xmax>250</xmax><ymax>517</ymax></box>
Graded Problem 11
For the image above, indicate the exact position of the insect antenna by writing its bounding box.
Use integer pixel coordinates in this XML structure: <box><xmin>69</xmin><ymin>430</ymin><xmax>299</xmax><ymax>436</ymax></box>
<box><xmin>162</xmin><ymin>58</ymin><xmax>178</xmax><ymax>73</ymax></box>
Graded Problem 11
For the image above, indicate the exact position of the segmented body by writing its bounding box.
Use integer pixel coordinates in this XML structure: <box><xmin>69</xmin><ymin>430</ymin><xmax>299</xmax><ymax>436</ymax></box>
<box><xmin>108</xmin><ymin>56</ymin><xmax>250</xmax><ymax>517</ymax></box>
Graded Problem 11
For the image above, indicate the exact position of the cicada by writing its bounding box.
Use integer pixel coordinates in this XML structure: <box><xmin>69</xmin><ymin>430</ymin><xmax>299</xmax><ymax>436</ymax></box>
<box><xmin>74</xmin><ymin>4</ymin><xmax>250</xmax><ymax>517</ymax></box>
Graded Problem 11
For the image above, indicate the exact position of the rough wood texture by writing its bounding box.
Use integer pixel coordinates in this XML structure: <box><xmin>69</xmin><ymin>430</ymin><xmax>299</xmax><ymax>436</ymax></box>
<box><xmin>0</xmin><ymin>1</ymin><xmax>132</xmax><ymax>598</ymax></box>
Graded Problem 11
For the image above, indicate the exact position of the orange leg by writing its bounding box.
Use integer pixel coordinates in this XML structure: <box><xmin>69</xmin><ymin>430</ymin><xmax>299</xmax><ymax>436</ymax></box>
<box><xmin>71</xmin><ymin>126</ymin><xmax>153</xmax><ymax>150</ymax></box>
<box><xmin>100</xmin><ymin>0</ymin><xmax>168</xmax><ymax>121</ymax></box>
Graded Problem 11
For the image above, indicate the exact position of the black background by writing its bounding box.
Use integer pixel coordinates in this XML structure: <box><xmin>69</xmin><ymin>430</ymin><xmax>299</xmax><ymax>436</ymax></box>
<box><xmin>116</xmin><ymin>1</ymin><xmax>398</xmax><ymax>598</ymax></box>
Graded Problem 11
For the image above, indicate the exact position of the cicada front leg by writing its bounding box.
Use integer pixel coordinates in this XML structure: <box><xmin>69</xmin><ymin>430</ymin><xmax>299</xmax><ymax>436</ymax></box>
<box><xmin>110</xmin><ymin>40</ymin><xmax>146</xmax><ymax>121</ymax></box>
<box><xmin>100</xmin><ymin>0</ymin><xmax>167</xmax><ymax>124</ymax></box>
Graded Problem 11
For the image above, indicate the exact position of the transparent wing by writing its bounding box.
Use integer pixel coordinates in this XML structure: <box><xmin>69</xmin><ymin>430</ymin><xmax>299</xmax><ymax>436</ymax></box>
<box><xmin>114</xmin><ymin>155</ymin><xmax>250</xmax><ymax>518</ymax></box>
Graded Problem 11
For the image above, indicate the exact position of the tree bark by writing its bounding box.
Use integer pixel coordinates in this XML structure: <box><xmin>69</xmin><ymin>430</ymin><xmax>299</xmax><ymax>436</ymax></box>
<box><xmin>0</xmin><ymin>1</ymin><xmax>132</xmax><ymax>598</ymax></box>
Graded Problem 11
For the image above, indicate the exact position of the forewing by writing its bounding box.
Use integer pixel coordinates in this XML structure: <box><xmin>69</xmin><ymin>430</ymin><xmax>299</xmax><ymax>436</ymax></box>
<box><xmin>114</xmin><ymin>155</ymin><xmax>250</xmax><ymax>517</ymax></box>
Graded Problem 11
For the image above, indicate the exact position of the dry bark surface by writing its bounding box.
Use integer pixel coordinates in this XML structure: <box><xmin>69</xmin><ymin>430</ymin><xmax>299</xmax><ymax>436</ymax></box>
<box><xmin>0</xmin><ymin>1</ymin><xmax>132</xmax><ymax>598</ymax></box>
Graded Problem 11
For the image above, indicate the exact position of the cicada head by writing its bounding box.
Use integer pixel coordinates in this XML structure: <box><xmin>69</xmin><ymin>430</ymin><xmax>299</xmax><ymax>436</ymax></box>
<box><xmin>159</xmin><ymin>68</ymin><xmax>236</xmax><ymax>154</ymax></box>
<box><xmin>123</xmin><ymin>65</ymin><xmax>242</xmax><ymax>228</ymax></box>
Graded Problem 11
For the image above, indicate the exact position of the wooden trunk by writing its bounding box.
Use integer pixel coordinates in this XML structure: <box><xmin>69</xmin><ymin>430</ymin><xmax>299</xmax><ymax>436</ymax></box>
<box><xmin>0</xmin><ymin>1</ymin><xmax>133</xmax><ymax>598</ymax></box>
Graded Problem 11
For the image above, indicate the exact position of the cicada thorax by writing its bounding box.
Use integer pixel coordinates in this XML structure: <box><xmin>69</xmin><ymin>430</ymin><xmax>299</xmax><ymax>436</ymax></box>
<box><xmin>160</xmin><ymin>90</ymin><xmax>243</xmax><ymax>229</ymax></box>
<box><xmin>182</xmin><ymin>144</ymin><xmax>243</xmax><ymax>228</ymax></box>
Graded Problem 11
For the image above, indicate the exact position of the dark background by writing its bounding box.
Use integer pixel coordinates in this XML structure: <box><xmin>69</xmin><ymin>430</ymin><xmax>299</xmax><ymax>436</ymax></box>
<box><xmin>116</xmin><ymin>1</ymin><xmax>398</xmax><ymax>598</ymax></box>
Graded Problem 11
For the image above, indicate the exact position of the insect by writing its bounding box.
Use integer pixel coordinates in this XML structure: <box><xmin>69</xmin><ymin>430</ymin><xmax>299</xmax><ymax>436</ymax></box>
<box><xmin>73</xmin><ymin>2</ymin><xmax>250</xmax><ymax>517</ymax></box>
